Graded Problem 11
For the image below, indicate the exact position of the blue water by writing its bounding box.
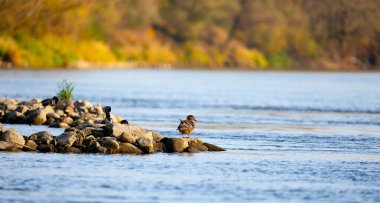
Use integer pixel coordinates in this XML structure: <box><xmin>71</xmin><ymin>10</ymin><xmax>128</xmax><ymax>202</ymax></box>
<box><xmin>0</xmin><ymin>70</ymin><xmax>380</xmax><ymax>202</ymax></box>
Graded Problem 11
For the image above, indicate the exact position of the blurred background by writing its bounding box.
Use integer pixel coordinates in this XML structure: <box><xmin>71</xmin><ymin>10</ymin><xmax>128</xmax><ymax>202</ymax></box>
<box><xmin>0</xmin><ymin>0</ymin><xmax>379</xmax><ymax>70</ymax></box>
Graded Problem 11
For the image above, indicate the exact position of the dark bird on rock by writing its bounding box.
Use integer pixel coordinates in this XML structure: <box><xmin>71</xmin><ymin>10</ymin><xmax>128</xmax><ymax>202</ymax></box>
<box><xmin>101</xmin><ymin>106</ymin><xmax>113</xmax><ymax>125</ymax></box>
<box><xmin>177</xmin><ymin>115</ymin><xmax>197</xmax><ymax>138</ymax></box>
<box><xmin>41</xmin><ymin>96</ymin><xmax>59</xmax><ymax>107</ymax></box>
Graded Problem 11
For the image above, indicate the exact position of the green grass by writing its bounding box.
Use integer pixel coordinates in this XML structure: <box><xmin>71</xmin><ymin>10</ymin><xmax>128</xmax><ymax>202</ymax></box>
<box><xmin>57</xmin><ymin>80</ymin><xmax>74</xmax><ymax>101</ymax></box>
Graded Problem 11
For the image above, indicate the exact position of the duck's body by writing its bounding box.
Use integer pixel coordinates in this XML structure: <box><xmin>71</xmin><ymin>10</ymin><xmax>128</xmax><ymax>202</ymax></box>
<box><xmin>177</xmin><ymin>115</ymin><xmax>197</xmax><ymax>137</ymax></box>
<box><xmin>41</xmin><ymin>96</ymin><xmax>59</xmax><ymax>107</ymax></box>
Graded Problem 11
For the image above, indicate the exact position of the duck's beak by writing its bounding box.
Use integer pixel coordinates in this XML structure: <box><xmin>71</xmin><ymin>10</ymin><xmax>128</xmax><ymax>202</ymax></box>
<box><xmin>194</xmin><ymin>119</ymin><xmax>198</xmax><ymax>122</ymax></box>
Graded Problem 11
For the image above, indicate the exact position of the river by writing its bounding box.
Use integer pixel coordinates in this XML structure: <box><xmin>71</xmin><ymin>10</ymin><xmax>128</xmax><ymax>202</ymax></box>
<box><xmin>0</xmin><ymin>69</ymin><xmax>379</xmax><ymax>202</ymax></box>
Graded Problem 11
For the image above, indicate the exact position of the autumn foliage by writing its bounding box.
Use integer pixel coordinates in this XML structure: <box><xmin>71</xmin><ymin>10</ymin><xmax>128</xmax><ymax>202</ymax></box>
<box><xmin>0</xmin><ymin>0</ymin><xmax>379</xmax><ymax>70</ymax></box>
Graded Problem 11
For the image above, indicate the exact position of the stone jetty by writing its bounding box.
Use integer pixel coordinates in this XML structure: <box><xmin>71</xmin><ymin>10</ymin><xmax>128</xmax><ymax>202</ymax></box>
<box><xmin>0</xmin><ymin>98</ymin><xmax>224</xmax><ymax>154</ymax></box>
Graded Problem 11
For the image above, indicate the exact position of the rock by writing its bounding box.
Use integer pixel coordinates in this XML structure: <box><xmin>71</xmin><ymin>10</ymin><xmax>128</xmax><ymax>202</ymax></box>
<box><xmin>49</xmin><ymin>122</ymin><xmax>70</xmax><ymax>128</ymax></box>
<box><xmin>5</xmin><ymin>111</ymin><xmax>25</xmax><ymax>124</ymax></box>
<box><xmin>114</xmin><ymin>115</ymin><xmax>123</xmax><ymax>123</ymax></box>
<box><xmin>0</xmin><ymin>141</ymin><xmax>14</xmax><ymax>151</ymax></box>
<box><xmin>152</xmin><ymin>131</ymin><xmax>164</xmax><ymax>142</ymax></box>
<box><xmin>153</xmin><ymin>141</ymin><xmax>165</xmax><ymax>152</ymax></box>
<box><xmin>186</xmin><ymin>138</ymin><xmax>208</xmax><ymax>153</ymax></box>
<box><xmin>38</xmin><ymin>144</ymin><xmax>55</xmax><ymax>152</ymax></box>
<box><xmin>87</xmin><ymin>142</ymin><xmax>107</xmax><ymax>153</ymax></box>
<box><xmin>24</xmin><ymin>140</ymin><xmax>38</xmax><ymax>151</ymax></box>
<box><xmin>42</xmin><ymin>106</ymin><xmax>55</xmax><ymax>115</ymax></box>
<box><xmin>74</xmin><ymin>100</ymin><xmax>93</xmax><ymax>109</ymax></box>
<box><xmin>6</xmin><ymin>104</ymin><xmax>18</xmax><ymax>111</ymax></box>
<box><xmin>136</xmin><ymin>137</ymin><xmax>154</xmax><ymax>153</ymax></box>
<box><xmin>203</xmin><ymin>142</ymin><xmax>225</xmax><ymax>151</ymax></box>
<box><xmin>0</xmin><ymin>128</ymin><xmax>25</xmax><ymax>149</ymax></box>
<box><xmin>0</xmin><ymin>122</ymin><xmax>2</xmax><ymax>133</ymax></box>
<box><xmin>61</xmin><ymin>116</ymin><xmax>74</xmax><ymax>125</ymax></box>
<box><xmin>117</xmin><ymin>132</ymin><xmax>136</xmax><ymax>144</ymax></box>
<box><xmin>33</xmin><ymin>110</ymin><xmax>47</xmax><ymax>125</ymax></box>
<box><xmin>29</xmin><ymin>131</ymin><xmax>53</xmax><ymax>145</ymax></box>
<box><xmin>118</xmin><ymin>143</ymin><xmax>143</xmax><ymax>154</ymax></box>
<box><xmin>83</xmin><ymin>135</ymin><xmax>96</xmax><ymax>147</ymax></box>
<box><xmin>47</xmin><ymin>112</ymin><xmax>60</xmax><ymax>120</ymax></box>
<box><xmin>66</xmin><ymin>147</ymin><xmax>82</xmax><ymax>153</ymax></box>
<box><xmin>160</xmin><ymin>138</ymin><xmax>189</xmax><ymax>153</ymax></box>
<box><xmin>56</xmin><ymin>110</ymin><xmax>65</xmax><ymax>117</ymax></box>
<box><xmin>16</xmin><ymin>105</ymin><xmax>29</xmax><ymax>114</ymax></box>
<box><xmin>92</xmin><ymin>104</ymin><xmax>104</xmax><ymax>116</ymax></box>
<box><xmin>100</xmin><ymin>139</ymin><xmax>119</xmax><ymax>154</ymax></box>
<box><xmin>56</xmin><ymin>132</ymin><xmax>77</xmax><ymax>147</ymax></box>
<box><xmin>31</xmin><ymin>98</ymin><xmax>42</xmax><ymax>103</ymax></box>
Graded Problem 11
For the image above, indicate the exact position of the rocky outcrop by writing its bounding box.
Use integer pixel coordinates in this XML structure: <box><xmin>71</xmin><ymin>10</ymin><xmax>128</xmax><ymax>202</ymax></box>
<box><xmin>0</xmin><ymin>98</ymin><xmax>225</xmax><ymax>155</ymax></box>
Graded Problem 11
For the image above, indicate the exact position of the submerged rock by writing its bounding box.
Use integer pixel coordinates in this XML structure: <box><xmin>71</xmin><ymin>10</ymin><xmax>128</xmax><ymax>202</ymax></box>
<box><xmin>203</xmin><ymin>142</ymin><xmax>225</xmax><ymax>151</ymax></box>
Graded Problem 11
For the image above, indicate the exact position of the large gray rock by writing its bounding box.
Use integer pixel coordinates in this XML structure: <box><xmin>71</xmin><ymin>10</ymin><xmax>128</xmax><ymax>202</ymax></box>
<box><xmin>136</xmin><ymin>137</ymin><xmax>154</xmax><ymax>153</ymax></box>
<box><xmin>160</xmin><ymin>138</ymin><xmax>189</xmax><ymax>153</ymax></box>
<box><xmin>56</xmin><ymin>132</ymin><xmax>77</xmax><ymax>147</ymax></box>
<box><xmin>109</xmin><ymin>123</ymin><xmax>147</xmax><ymax>138</ymax></box>
<box><xmin>118</xmin><ymin>143</ymin><xmax>142</xmax><ymax>154</ymax></box>
<box><xmin>29</xmin><ymin>131</ymin><xmax>53</xmax><ymax>145</ymax></box>
<box><xmin>117</xmin><ymin>132</ymin><xmax>136</xmax><ymax>144</ymax></box>
<box><xmin>0</xmin><ymin>128</ymin><xmax>25</xmax><ymax>149</ymax></box>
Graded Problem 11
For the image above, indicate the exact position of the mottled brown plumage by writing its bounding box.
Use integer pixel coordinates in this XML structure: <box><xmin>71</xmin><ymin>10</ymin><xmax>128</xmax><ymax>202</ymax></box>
<box><xmin>177</xmin><ymin>115</ymin><xmax>197</xmax><ymax>137</ymax></box>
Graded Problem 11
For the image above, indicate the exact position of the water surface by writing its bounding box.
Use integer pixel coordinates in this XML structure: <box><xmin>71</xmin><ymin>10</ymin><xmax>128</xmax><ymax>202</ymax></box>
<box><xmin>0</xmin><ymin>70</ymin><xmax>379</xmax><ymax>202</ymax></box>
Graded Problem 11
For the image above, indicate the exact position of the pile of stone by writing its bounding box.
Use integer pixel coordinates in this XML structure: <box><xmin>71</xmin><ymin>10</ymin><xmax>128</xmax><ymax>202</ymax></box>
<box><xmin>0</xmin><ymin>98</ymin><xmax>116</xmax><ymax>128</ymax></box>
<box><xmin>0</xmin><ymin>122</ymin><xmax>224</xmax><ymax>154</ymax></box>
<box><xmin>0</xmin><ymin>97</ymin><xmax>225</xmax><ymax>154</ymax></box>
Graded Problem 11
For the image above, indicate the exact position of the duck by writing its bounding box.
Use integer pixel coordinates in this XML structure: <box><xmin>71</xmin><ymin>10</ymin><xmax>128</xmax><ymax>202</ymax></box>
<box><xmin>101</xmin><ymin>106</ymin><xmax>113</xmax><ymax>125</ymax></box>
<box><xmin>177</xmin><ymin>115</ymin><xmax>198</xmax><ymax>138</ymax></box>
<box><xmin>41</xmin><ymin>96</ymin><xmax>59</xmax><ymax>107</ymax></box>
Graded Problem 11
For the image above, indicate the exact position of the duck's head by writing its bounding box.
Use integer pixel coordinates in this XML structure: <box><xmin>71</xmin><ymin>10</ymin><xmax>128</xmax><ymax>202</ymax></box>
<box><xmin>104</xmin><ymin>106</ymin><xmax>112</xmax><ymax>114</ymax></box>
<box><xmin>187</xmin><ymin>115</ymin><xmax>198</xmax><ymax>122</ymax></box>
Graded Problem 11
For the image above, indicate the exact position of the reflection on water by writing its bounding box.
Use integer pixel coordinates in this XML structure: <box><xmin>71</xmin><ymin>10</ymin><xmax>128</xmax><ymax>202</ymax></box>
<box><xmin>0</xmin><ymin>70</ymin><xmax>380</xmax><ymax>202</ymax></box>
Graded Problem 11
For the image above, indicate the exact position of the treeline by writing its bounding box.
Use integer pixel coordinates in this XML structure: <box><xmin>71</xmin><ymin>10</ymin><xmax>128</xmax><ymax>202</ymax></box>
<box><xmin>0</xmin><ymin>0</ymin><xmax>379</xmax><ymax>70</ymax></box>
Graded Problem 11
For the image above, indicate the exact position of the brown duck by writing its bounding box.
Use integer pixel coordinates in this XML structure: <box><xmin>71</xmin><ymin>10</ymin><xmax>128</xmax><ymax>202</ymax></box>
<box><xmin>177</xmin><ymin>115</ymin><xmax>198</xmax><ymax>138</ymax></box>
